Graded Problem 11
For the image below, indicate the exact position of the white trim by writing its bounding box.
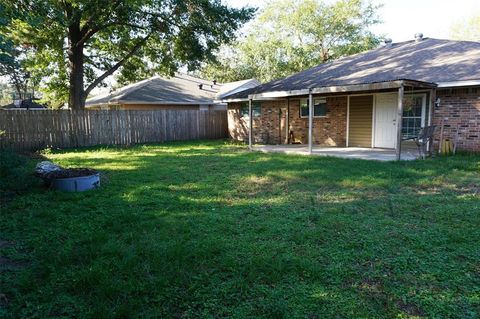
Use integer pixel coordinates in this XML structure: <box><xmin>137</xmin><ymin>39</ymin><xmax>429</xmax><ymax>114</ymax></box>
<box><xmin>437</xmin><ymin>80</ymin><xmax>480</xmax><ymax>88</ymax></box>
<box><xmin>310</xmin><ymin>81</ymin><xmax>405</xmax><ymax>95</ymax></box>
<box><xmin>421</xmin><ymin>94</ymin><xmax>427</xmax><ymax>127</ymax></box>
<box><xmin>346</xmin><ymin>96</ymin><xmax>350</xmax><ymax>147</ymax></box>
<box><xmin>299</xmin><ymin>97</ymin><xmax>327</xmax><ymax>118</ymax></box>
<box><xmin>401</xmin><ymin>93</ymin><xmax>427</xmax><ymax>139</ymax></box>
<box><xmin>221</xmin><ymin>98</ymin><xmax>250</xmax><ymax>102</ymax></box>
<box><xmin>247</xmin><ymin>80</ymin><xmax>415</xmax><ymax>100</ymax></box>
<box><xmin>249</xmin><ymin>89</ymin><xmax>310</xmax><ymax>100</ymax></box>
<box><xmin>427</xmin><ymin>91</ymin><xmax>432</xmax><ymax>126</ymax></box>
<box><xmin>248</xmin><ymin>99</ymin><xmax>253</xmax><ymax>150</ymax></box>
<box><xmin>240</xmin><ymin>102</ymin><xmax>261</xmax><ymax>119</ymax></box>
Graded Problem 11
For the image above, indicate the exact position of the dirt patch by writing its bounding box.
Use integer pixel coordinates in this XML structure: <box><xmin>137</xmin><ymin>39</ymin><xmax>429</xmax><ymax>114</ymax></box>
<box><xmin>41</xmin><ymin>168</ymin><xmax>98</xmax><ymax>179</ymax></box>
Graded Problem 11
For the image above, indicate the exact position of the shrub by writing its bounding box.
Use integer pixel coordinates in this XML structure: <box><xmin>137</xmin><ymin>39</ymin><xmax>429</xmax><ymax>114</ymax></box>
<box><xmin>0</xmin><ymin>149</ymin><xmax>38</xmax><ymax>202</ymax></box>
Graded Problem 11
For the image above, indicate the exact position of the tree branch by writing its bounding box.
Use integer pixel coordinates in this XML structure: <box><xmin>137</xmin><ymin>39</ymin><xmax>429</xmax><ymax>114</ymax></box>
<box><xmin>84</xmin><ymin>34</ymin><xmax>152</xmax><ymax>98</ymax></box>
<box><xmin>75</xmin><ymin>22</ymin><xmax>148</xmax><ymax>49</ymax></box>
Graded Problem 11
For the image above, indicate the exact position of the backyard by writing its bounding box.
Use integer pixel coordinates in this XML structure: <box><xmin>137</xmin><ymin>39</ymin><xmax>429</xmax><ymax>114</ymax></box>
<box><xmin>0</xmin><ymin>140</ymin><xmax>479</xmax><ymax>318</ymax></box>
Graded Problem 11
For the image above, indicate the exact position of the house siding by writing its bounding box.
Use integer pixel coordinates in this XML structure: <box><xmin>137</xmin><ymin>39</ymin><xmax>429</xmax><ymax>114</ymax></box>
<box><xmin>433</xmin><ymin>87</ymin><xmax>480</xmax><ymax>152</ymax></box>
<box><xmin>227</xmin><ymin>96</ymin><xmax>347</xmax><ymax>146</ymax></box>
<box><xmin>348</xmin><ymin>95</ymin><xmax>373</xmax><ymax>147</ymax></box>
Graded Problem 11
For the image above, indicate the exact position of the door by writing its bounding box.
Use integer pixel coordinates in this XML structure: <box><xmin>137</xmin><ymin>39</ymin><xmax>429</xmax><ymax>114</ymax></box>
<box><xmin>374</xmin><ymin>93</ymin><xmax>397</xmax><ymax>148</ymax></box>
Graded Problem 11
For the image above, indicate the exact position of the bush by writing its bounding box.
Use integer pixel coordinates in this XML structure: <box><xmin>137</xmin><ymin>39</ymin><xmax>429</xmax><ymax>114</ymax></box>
<box><xmin>0</xmin><ymin>149</ymin><xmax>38</xmax><ymax>202</ymax></box>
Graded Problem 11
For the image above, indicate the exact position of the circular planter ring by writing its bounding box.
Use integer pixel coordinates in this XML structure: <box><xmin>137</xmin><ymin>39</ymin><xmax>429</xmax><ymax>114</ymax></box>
<box><xmin>51</xmin><ymin>173</ymin><xmax>100</xmax><ymax>192</ymax></box>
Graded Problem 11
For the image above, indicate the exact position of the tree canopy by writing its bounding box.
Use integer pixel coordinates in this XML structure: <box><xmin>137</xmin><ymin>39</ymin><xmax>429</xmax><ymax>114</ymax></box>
<box><xmin>450</xmin><ymin>14</ymin><xmax>480</xmax><ymax>42</ymax></box>
<box><xmin>0</xmin><ymin>0</ymin><xmax>254</xmax><ymax>108</ymax></box>
<box><xmin>200</xmin><ymin>0</ymin><xmax>382</xmax><ymax>83</ymax></box>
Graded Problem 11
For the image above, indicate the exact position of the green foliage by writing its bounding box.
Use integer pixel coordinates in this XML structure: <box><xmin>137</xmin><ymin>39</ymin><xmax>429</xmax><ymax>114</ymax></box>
<box><xmin>450</xmin><ymin>13</ymin><xmax>480</xmax><ymax>42</ymax></box>
<box><xmin>0</xmin><ymin>149</ymin><xmax>38</xmax><ymax>202</ymax></box>
<box><xmin>1</xmin><ymin>140</ymin><xmax>480</xmax><ymax>318</ymax></box>
<box><xmin>0</xmin><ymin>81</ymin><xmax>13</xmax><ymax>105</ymax></box>
<box><xmin>200</xmin><ymin>0</ymin><xmax>382</xmax><ymax>83</ymax></box>
<box><xmin>0</xmin><ymin>0</ymin><xmax>255</xmax><ymax>107</ymax></box>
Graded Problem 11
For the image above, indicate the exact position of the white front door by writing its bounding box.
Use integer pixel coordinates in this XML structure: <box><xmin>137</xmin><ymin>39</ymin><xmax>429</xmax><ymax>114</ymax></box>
<box><xmin>374</xmin><ymin>93</ymin><xmax>398</xmax><ymax>148</ymax></box>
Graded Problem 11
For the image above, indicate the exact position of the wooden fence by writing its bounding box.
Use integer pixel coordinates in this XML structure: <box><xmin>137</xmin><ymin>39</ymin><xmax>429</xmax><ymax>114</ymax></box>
<box><xmin>0</xmin><ymin>109</ymin><xmax>228</xmax><ymax>150</ymax></box>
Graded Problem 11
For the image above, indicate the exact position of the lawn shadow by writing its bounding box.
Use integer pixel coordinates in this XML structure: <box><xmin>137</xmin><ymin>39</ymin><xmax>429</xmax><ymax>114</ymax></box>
<box><xmin>1</xmin><ymin>141</ymin><xmax>479</xmax><ymax>318</ymax></box>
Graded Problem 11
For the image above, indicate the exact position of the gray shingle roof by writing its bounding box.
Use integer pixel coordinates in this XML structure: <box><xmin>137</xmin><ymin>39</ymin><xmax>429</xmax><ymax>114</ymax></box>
<box><xmin>86</xmin><ymin>74</ymin><xmax>221</xmax><ymax>106</ymax></box>
<box><xmin>86</xmin><ymin>74</ymin><xmax>259</xmax><ymax>107</ymax></box>
<box><xmin>225</xmin><ymin>38</ymin><xmax>480</xmax><ymax>99</ymax></box>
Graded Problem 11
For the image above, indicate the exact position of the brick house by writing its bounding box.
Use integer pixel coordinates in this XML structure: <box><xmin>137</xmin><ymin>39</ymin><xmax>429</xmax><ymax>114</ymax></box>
<box><xmin>223</xmin><ymin>36</ymin><xmax>480</xmax><ymax>159</ymax></box>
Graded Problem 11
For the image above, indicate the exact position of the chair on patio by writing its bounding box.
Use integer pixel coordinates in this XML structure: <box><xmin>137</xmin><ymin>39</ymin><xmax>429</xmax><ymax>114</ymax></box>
<box><xmin>402</xmin><ymin>125</ymin><xmax>436</xmax><ymax>159</ymax></box>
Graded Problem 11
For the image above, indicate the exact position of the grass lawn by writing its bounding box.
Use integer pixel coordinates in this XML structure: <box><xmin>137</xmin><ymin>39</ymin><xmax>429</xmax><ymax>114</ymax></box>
<box><xmin>1</xmin><ymin>140</ymin><xmax>479</xmax><ymax>318</ymax></box>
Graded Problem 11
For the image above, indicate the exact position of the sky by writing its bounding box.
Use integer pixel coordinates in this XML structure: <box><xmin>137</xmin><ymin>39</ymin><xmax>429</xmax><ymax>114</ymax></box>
<box><xmin>224</xmin><ymin>0</ymin><xmax>480</xmax><ymax>42</ymax></box>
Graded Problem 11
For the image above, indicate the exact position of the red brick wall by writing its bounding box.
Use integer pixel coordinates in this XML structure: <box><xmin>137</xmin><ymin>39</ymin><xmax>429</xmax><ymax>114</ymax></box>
<box><xmin>433</xmin><ymin>88</ymin><xmax>480</xmax><ymax>152</ymax></box>
<box><xmin>228</xmin><ymin>96</ymin><xmax>347</xmax><ymax>146</ymax></box>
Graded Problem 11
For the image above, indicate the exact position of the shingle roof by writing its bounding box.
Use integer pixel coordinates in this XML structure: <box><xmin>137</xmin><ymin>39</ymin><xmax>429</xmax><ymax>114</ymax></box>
<box><xmin>86</xmin><ymin>74</ymin><xmax>219</xmax><ymax>106</ymax></box>
<box><xmin>1</xmin><ymin>99</ymin><xmax>47</xmax><ymax>109</ymax></box>
<box><xmin>86</xmin><ymin>74</ymin><xmax>259</xmax><ymax>107</ymax></box>
<box><xmin>224</xmin><ymin>38</ymin><xmax>480</xmax><ymax>99</ymax></box>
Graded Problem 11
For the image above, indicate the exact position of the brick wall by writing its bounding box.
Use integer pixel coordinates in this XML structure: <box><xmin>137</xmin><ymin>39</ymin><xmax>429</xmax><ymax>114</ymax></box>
<box><xmin>228</xmin><ymin>96</ymin><xmax>347</xmax><ymax>146</ymax></box>
<box><xmin>433</xmin><ymin>88</ymin><xmax>480</xmax><ymax>152</ymax></box>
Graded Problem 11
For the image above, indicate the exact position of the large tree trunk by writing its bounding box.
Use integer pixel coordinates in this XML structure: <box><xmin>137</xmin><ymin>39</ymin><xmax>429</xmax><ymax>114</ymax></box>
<box><xmin>67</xmin><ymin>23</ymin><xmax>86</xmax><ymax>110</ymax></box>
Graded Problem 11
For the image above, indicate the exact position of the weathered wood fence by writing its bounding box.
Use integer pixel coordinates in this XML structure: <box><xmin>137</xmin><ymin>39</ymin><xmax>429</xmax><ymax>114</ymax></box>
<box><xmin>0</xmin><ymin>109</ymin><xmax>228</xmax><ymax>150</ymax></box>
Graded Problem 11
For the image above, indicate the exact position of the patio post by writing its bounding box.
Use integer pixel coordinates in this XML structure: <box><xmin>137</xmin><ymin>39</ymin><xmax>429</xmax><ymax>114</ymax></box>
<box><xmin>285</xmin><ymin>98</ymin><xmax>290</xmax><ymax>144</ymax></box>
<box><xmin>395</xmin><ymin>84</ymin><xmax>405</xmax><ymax>160</ymax></box>
<box><xmin>308</xmin><ymin>90</ymin><xmax>313</xmax><ymax>154</ymax></box>
<box><xmin>248</xmin><ymin>98</ymin><xmax>253</xmax><ymax>150</ymax></box>
<box><xmin>428</xmin><ymin>88</ymin><xmax>436</xmax><ymax>153</ymax></box>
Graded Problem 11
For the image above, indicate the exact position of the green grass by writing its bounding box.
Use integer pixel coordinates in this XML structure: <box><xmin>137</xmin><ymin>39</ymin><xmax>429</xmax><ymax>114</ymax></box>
<box><xmin>1</xmin><ymin>140</ymin><xmax>479</xmax><ymax>318</ymax></box>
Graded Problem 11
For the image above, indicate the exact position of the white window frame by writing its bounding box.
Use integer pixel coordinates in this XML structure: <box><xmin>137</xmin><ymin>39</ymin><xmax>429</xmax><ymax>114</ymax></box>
<box><xmin>402</xmin><ymin>93</ymin><xmax>426</xmax><ymax>139</ymax></box>
<box><xmin>299</xmin><ymin>98</ymin><xmax>328</xmax><ymax>118</ymax></box>
<box><xmin>240</xmin><ymin>102</ymin><xmax>261</xmax><ymax>118</ymax></box>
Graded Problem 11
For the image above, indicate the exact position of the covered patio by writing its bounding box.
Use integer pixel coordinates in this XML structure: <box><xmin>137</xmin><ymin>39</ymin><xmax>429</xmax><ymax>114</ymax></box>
<box><xmin>240</xmin><ymin>80</ymin><xmax>437</xmax><ymax>161</ymax></box>
<box><xmin>252</xmin><ymin>144</ymin><xmax>418</xmax><ymax>161</ymax></box>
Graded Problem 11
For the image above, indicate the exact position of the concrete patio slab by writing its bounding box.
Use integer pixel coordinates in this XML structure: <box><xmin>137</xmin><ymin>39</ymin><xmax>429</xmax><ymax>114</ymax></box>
<box><xmin>252</xmin><ymin>145</ymin><xmax>418</xmax><ymax>161</ymax></box>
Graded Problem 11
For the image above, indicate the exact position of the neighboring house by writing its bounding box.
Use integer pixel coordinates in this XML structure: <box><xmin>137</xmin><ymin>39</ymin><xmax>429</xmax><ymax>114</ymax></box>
<box><xmin>86</xmin><ymin>73</ymin><xmax>259</xmax><ymax>111</ymax></box>
<box><xmin>1</xmin><ymin>99</ymin><xmax>47</xmax><ymax>110</ymax></box>
<box><xmin>223</xmin><ymin>36</ymin><xmax>480</xmax><ymax>156</ymax></box>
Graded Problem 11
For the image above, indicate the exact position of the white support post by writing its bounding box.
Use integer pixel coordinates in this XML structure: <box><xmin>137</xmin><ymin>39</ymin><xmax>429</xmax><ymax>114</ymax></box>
<box><xmin>248</xmin><ymin>98</ymin><xmax>253</xmax><ymax>150</ymax></box>
<box><xmin>428</xmin><ymin>88</ymin><xmax>436</xmax><ymax>154</ymax></box>
<box><xmin>308</xmin><ymin>91</ymin><xmax>313</xmax><ymax>154</ymax></box>
<box><xmin>285</xmin><ymin>98</ymin><xmax>290</xmax><ymax>144</ymax></box>
<box><xmin>395</xmin><ymin>85</ymin><xmax>405</xmax><ymax>161</ymax></box>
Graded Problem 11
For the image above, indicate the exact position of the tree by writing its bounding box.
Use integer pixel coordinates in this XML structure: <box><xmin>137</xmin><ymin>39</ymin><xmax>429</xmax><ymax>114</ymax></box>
<box><xmin>200</xmin><ymin>0</ymin><xmax>381</xmax><ymax>83</ymax></box>
<box><xmin>0</xmin><ymin>3</ymin><xmax>32</xmax><ymax>101</ymax></box>
<box><xmin>0</xmin><ymin>1</ymin><xmax>254</xmax><ymax>109</ymax></box>
<box><xmin>450</xmin><ymin>14</ymin><xmax>480</xmax><ymax>42</ymax></box>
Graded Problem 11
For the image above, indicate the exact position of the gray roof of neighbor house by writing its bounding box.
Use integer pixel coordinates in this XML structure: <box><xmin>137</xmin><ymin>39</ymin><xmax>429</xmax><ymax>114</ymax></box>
<box><xmin>86</xmin><ymin>74</ymin><xmax>259</xmax><ymax>107</ymax></box>
<box><xmin>2</xmin><ymin>99</ymin><xmax>47</xmax><ymax>110</ymax></box>
<box><xmin>224</xmin><ymin>38</ymin><xmax>480</xmax><ymax>100</ymax></box>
